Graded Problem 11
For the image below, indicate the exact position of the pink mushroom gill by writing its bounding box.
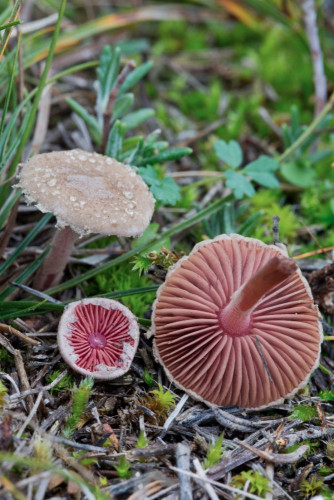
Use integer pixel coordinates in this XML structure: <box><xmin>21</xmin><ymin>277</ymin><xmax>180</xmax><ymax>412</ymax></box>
<box><xmin>152</xmin><ymin>234</ymin><xmax>322</xmax><ymax>409</ymax></box>
<box><xmin>58</xmin><ymin>298</ymin><xmax>140</xmax><ymax>379</ymax></box>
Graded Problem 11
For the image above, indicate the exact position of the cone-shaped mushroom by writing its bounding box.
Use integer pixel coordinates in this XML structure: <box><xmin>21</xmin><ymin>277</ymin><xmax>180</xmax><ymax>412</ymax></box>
<box><xmin>152</xmin><ymin>234</ymin><xmax>322</xmax><ymax>409</ymax></box>
<box><xmin>58</xmin><ymin>298</ymin><xmax>140</xmax><ymax>379</ymax></box>
<box><xmin>17</xmin><ymin>149</ymin><xmax>155</xmax><ymax>290</ymax></box>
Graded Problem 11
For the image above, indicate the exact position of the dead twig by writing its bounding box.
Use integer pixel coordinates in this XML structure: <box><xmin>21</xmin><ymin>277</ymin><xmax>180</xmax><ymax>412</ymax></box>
<box><xmin>0</xmin><ymin>323</ymin><xmax>40</xmax><ymax>346</ymax></box>
<box><xmin>236</xmin><ymin>440</ymin><xmax>309</xmax><ymax>464</ymax></box>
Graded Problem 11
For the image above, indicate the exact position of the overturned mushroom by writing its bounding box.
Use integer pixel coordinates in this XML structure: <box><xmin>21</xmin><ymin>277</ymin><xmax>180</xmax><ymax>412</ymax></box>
<box><xmin>152</xmin><ymin>234</ymin><xmax>322</xmax><ymax>410</ymax></box>
<box><xmin>58</xmin><ymin>298</ymin><xmax>140</xmax><ymax>379</ymax></box>
<box><xmin>17</xmin><ymin>149</ymin><xmax>155</xmax><ymax>290</ymax></box>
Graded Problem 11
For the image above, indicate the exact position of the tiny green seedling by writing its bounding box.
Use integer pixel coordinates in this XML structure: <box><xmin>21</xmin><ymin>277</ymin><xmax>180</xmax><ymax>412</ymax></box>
<box><xmin>300</xmin><ymin>476</ymin><xmax>324</xmax><ymax>498</ymax></box>
<box><xmin>142</xmin><ymin>368</ymin><xmax>155</xmax><ymax>387</ymax></box>
<box><xmin>63</xmin><ymin>377</ymin><xmax>94</xmax><ymax>438</ymax></box>
<box><xmin>46</xmin><ymin>370</ymin><xmax>73</xmax><ymax>394</ymax></box>
<box><xmin>114</xmin><ymin>455</ymin><xmax>131</xmax><ymax>479</ymax></box>
<box><xmin>203</xmin><ymin>433</ymin><xmax>225</xmax><ymax>469</ymax></box>
<box><xmin>290</xmin><ymin>404</ymin><xmax>318</xmax><ymax>422</ymax></box>
<box><xmin>136</xmin><ymin>430</ymin><xmax>149</xmax><ymax>448</ymax></box>
<box><xmin>230</xmin><ymin>470</ymin><xmax>271</xmax><ymax>498</ymax></box>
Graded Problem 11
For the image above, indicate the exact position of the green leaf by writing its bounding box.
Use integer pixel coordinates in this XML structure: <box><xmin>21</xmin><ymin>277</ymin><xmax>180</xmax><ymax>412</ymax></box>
<box><xmin>244</xmin><ymin>156</ymin><xmax>280</xmax><ymax>188</ymax></box>
<box><xmin>140</xmin><ymin>147</ymin><xmax>192</xmax><ymax>165</ymax></box>
<box><xmin>111</xmin><ymin>93</ymin><xmax>134</xmax><ymax>122</ymax></box>
<box><xmin>118</xmin><ymin>60</ymin><xmax>153</xmax><ymax>95</ymax></box>
<box><xmin>225</xmin><ymin>171</ymin><xmax>255</xmax><ymax>199</ymax></box>
<box><xmin>214</xmin><ymin>140</ymin><xmax>242</xmax><ymax>168</ymax></box>
<box><xmin>138</xmin><ymin>166</ymin><xmax>180</xmax><ymax>205</ymax></box>
<box><xmin>280</xmin><ymin>162</ymin><xmax>316</xmax><ymax>188</ymax></box>
<box><xmin>96</xmin><ymin>46</ymin><xmax>121</xmax><ymax>114</ymax></box>
<box><xmin>290</xmin><ymin>404</ymin><xmax>318</xmax><ymax>422</ymax></box>
<box><xmin>66</xmin><ymin>97</ymin><xmax>101</xmax><ymax>144</ymax></box>
<box><xmin>105</xmin><ymin>120</ymin><xmax>126</xmax><ymax>158</ymax></box>
<box><xmin>122</xmin><ymin>108</ymin><xmax>155</xmax><ymax>130</ymax></box>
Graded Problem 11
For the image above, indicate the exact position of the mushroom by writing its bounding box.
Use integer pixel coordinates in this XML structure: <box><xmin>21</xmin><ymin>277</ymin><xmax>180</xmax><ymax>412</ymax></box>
<box><xmin>17</xmin><ymin>149</ymin><xmax>155</xmax><ymax>290</ymax></box>
<box><xmin>152</xmin><ymin>234</ymin><xmax>322</xmax><ymax>409</ymax></box>
<box><xmin>57</xmin><ymin>298</ymin><xmax>140</xmax><ymax>379</ymax></box>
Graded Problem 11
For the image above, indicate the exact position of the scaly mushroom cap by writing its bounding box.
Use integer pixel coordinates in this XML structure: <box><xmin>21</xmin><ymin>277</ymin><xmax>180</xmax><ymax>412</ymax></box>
<box><xmin>58</xmin><ymin>298</ymin><xmax>140</xmax><ymax>379</ymax></box>
<box><xmin>18</xmin><ymin>149</ymin><xmax>155</xmax><ymax>237</ymax></box>
<box><xmin>152</xmin><ymin>234</ymin><xmax>322</xmax><ymax>409</ymax></box>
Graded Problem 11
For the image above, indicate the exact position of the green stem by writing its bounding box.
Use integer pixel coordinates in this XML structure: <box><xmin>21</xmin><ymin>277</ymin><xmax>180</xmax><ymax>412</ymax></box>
<box><xmin>278</xmin><ymin>91</ymin><xmax>334</xmax><ymax>164</ymax></box>
<box><xmin>1</xmin><ymin>0</ymin><xmax>67</xmax><ymax>204</ymax></box>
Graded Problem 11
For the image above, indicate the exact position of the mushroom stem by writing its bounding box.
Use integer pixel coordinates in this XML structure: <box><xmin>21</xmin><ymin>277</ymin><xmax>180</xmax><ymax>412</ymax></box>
<box><xmin>33</xmin><ymin>226</ymin><xmax>78</xmax><ymax>291</ymax></box>
<box><xmin>219</xmin><ymin>257</ymin><xmax>298</xmax><ymax>336</ymax></box>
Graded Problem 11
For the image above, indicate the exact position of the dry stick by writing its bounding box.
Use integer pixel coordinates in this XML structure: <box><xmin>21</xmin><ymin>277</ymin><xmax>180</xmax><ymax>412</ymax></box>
<box><xmin>161</xmin><ymin>393</ymin><xmax>189</xmax><ymax>437</ymax></box>
<box><xmin>13</xmin><ymin>349</ymin><xmax>35</xmax><ymax>413</ymax></box>
<box><xmin>272</xmin><ymin>215</ymin><xmax>281</xmax><ymax>245</ymax></box>
<box><xmin>301</xmin><ymin>0</ymin><xmax>327</xmax><ymax>115</ymax></box>
<box><xmin>170</xmin><ymin>466</ymin><xmax>265</xmax><ymax>500</ymax></box>
<box><xmin>193</xmin><ymin>458</ymin><xmax>220</xmax><ymax>500</ymax></box>
<box><xmin>9</xmin><ymin>369</ymin><xmax>68</xmax><ymax>403</ymax></box>
<box><xmin>212</xmin><ymin>407</ymin><xmax>255</xmax><ymax>433</ymax></box>
<box><xmin>237</xmin><ymin>440</ymin><xmax>309</xmax><ymax>465</ymax></box>
<box><xmin>16</xmin><ymin>391</ymin><xmax>43</xmax><ymax>438</ymax></box>
<box><xmin>176</xmin><ymin>443</ymin><xmax>193</xmax><ymax>500</ymax></box>
<box><xmin>0</xmin><ymin>323</ymin><xmax>40</xmax><ymax>346</ymax></box>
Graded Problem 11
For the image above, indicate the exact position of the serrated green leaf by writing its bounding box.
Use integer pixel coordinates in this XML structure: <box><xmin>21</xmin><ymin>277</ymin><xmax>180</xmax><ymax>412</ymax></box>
<box><xmin>118</xmin><ymin>60</ymin><xmax>153</xmax><ymax>95</ymax></box>
<box><xmin>244</xmin><ymin>156</ymin><xmax>279</xmax><ymax>188</ymax></box>
<box><xmin>214</xmin><ymin>140</ymin><xmax>242</xmax><ymax>168</ymax></box>
<box><xmin>225</xmin><ymin>171</ymin><xmax>255</xmax><ymax>199</ymax></box>
<box><xmin>111</xmin><ymin>93</ymin><xmax>134</xmax><ymax>122</ymax></box>
<box><xmin>122</xmin><ymin>108</ymin><xmax>155</xmax><ymax>130</ymax></box>
<box><xmin>138</xmin><ymin>166</ymin><xmax>180</xmax><ymax>205</ymax></box>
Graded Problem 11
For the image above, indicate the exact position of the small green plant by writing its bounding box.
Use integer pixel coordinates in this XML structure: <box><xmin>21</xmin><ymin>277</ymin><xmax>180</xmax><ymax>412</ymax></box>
<box><xmin>230</xmin><ymin>470</ymin><xmax>271</xmax><ymax>498</ymax></box>
<box><xmin>63</xmin><ymin>377</ymin><xmax>94</xmax><ymax>438</ymax></box>
<box><xmin>67</xmin><ymin>45</ymin><xmax>191</xmax><ymax>206</ymax></box>
<box><xmin>114</xmin><ymin>455</ymin><xmax>131</xmax><ymax>479</ymax></box>
<box><xmin>136</xmin><ymin>430</ymin><xmax>149</xmax><ymax>448</ymax></box>
<box><xmin>0</xmin><ymin>347</ymin><xmax>13</xmax><ymax>365</ymax></box>
<box><xmin>203</xmin><ymin>433</ymin><xmax>225</xmax><ymax>469</ymax></box>
<box><xmin>0</xmin><ymin>380</ymin><xmax>8</xmax><ymax>409</ymax></box>
<box><xmin>319</xmin><ymin>389</ymin><xmax>334</xmax><ymax>402</ymax></box>
<box><xmin>72</xmin><ymin>450</ymin><xmax>98</xmax><ymax>467</ymax></box>
<box><xmin>300</xmin><ymin>475</ymin><xmax>324</xmax><ymax>498</ymax></box>
<box><xmin>290</xmin><ymin>404</ymin><xmax>318</xmax><ymax>422</ymax></box>
<box><xmin>140</xmin><ymin>384</ymin><xmax>176</xmax><ymax>424</ymax></box>
<box><xmin>32</xmin><ymin>436</ymin><xmax>53</xmax><ymax>474</ymax></box>
<box><xmin>214</xmin><ymin>139</ymin><xmax>279</xmax><ymax>200</ymax></box>
<box><xmin>142</xmin><ymin>368</ymin><xmax>155</xmax><ymax>387</ymax></box>
<box><xmin>46</xmin><ymin>370</ymin><xmax>73</xmax><ymax>394</ymax></box>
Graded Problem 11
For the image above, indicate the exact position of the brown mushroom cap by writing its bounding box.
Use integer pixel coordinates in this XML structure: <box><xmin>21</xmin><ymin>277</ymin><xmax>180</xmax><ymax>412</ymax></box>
<box><xmin>18</xmin><ymin>149</ymin><xmax>155</xmax><ymax>237</ymax></box>
<box><xmin>58</xmin><ymin>298</ymin><xmax>140</xmax><ymax>380</ymax></box>
<box><xmin>152</xmin><ymin>234</ymin><xmax>322</xmax><ymax>410</ymax></box>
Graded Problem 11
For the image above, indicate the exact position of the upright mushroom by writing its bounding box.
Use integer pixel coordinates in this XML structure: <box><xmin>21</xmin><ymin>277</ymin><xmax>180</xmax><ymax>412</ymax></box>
<box><xmin>152</xmin><ymin>234</ymin><xmax>322</xmax><ymax>409</ymax></box>
<box><xmin>58</xmin><ymin>298</ymin><xmax>140</xmax><ymax>379</ymax></box>
<box><xmin>17</xmin><ymin>149</ymin><xmax>155</xmax><ymax>290</ymax></box>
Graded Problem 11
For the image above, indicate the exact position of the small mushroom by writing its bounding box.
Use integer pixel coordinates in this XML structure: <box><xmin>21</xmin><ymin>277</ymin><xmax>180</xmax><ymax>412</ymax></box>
<box><xmin>17</xmin><ymin>149</ymin><xmax>155</xmax><ymax>290</ymax></box>
<box><xmin>57</xmin><ymin>298</ymin><xmax>140</xmax><ymax>379</ymax></box>
<box><xmin>152</xmin><ymin>234</ymin><xmax>322</xmax><ymax>409</ymax></box>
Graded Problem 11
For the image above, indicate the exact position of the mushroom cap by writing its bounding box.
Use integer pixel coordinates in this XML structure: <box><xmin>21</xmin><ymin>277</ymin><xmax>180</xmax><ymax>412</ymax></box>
<box><xmin>58</xmin><ymin>298</ymin><xmax>140</xmax><ymax>379</ymax></box>
<box><xmin>152</xmin><ymin>234</ymin><xmax>322</xmax><ymax>409</ymax></box>
<box><xmin>18</xmin><ymin>149</ymin><xmax>155</xmax><ymax>237</ymax></box>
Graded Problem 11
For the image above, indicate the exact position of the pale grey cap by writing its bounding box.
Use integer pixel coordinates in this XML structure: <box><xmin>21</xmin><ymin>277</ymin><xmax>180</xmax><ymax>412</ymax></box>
<box><xmin>18</xmin><ymin>149</ymin><xmax>155</xmax><ymax>237</ymax></box>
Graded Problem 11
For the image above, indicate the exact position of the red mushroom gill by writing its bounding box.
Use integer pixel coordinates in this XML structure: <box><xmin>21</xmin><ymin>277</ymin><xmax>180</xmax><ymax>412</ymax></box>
<box><xmin>58</xmin><ymin>298</ymin><xmax>139</xmax><ymax>379</ymax></box>
<box><xmin>152</xmin><ymin>234</ymin><xmax>322</xmax><ymax>409</ymax></box>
